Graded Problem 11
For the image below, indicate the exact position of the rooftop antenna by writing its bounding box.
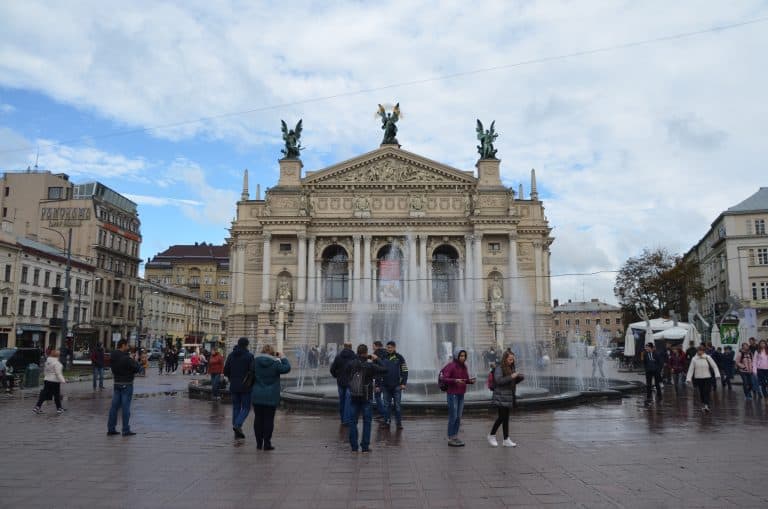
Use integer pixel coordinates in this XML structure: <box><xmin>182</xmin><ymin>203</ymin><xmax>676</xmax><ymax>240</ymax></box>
<box><xmin>34</xmin><ymin>146</ymin><xmax>39</xmax><ymax>171</ymax></box>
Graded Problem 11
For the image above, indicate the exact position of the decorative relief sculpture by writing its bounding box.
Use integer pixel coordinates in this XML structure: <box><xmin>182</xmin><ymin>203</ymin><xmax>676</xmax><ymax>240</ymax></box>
<box><xmin>339</xmin><ymin>160</ymin><xmax>448</xmax><ymax>183</ymax></box>
<box><xmin>352</xmin><ymin>194</ymin><xmax>371</xmax><ymax>218</ymax></box>
<box><xmin>277</xmin><ymin>280</ymin><xmax>292</xmax><ymax>302</ymax></box>
<box><xmin>409</xmin><ymin>193</ymin><xmax>426</xmax><ymax>217</ymax></box>
<box><xmin>298</xmin><ymin>190</ymin><xmax>313</xmax><ymax>216</ymax></box>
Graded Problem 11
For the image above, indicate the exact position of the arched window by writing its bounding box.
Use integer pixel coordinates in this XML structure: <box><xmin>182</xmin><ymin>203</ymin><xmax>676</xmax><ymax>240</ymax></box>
<box><xmin>432</xmin><ymin>245</ymin><xmax>459</xmax><ymax>303</ymax></box>
<box><xmin>377</xmin><ymin>244</ymin><xmax>404</xmax><ymax>303</ymax></box>
<box><xmin>322</xmin><ymin>245</ymin><xmax>348</xmax><ymax>302</ymax></box>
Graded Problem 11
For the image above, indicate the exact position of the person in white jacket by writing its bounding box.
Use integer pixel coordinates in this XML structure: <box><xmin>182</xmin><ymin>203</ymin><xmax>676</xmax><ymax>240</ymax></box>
<box><xmin>686</xmin><ymin>345</ymin><xmax>720</xmax><ymax>413</ymax></box>
<box><xmin>33</xmin><ymin>350</ymin><xmax>67</xmax><ymax>414</ymax></box>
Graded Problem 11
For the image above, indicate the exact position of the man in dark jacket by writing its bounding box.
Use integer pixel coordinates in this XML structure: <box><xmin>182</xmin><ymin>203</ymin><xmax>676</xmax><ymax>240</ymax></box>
<box><xmin>91</xmin><ymin>343</ymin><xmax>105</xmax><ymax>390</ymax></box>
<box><xmin>224</xmin><ymin>337</ymin><xmax>254</xmax><ymax>439</ymax></box>
<box><xmin>330</xmin><ymin>343</ymin><xmax>356</xmax><ymax>425</ymax></box>
<box><xmin>107</xmin><ymin>339</ymin><xmax>140</xmax><ymax>436</ymax></box>
<box><xmin>380</xmin><ymin>341</ymin><xmax>408</xmax><ymax>429</ymax></box>
<box><xmin>642</xmin><ymin>342</ymin><xmax>663</xmax><ymax>404</ymax></box>
<box><xmin>372</xmin><ymin>341</ymin><xmax>387</xmax><ymax>420</ymax></box>
<box><xmin>345</xmin><ymin>344</ymin><xmax>387</xmax><ymax>452</ymax></box>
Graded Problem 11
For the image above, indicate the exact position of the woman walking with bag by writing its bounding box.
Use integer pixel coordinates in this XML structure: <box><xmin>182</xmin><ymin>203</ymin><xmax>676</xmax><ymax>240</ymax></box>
<box><xmin>487</xmin><ymin>350</ymin><xmax>519</xmax><ymax>448</ymax></box>
<box><xmin>686</xmin><ymin>345</ymin><xmax>720</xmax><ymax>413</ymax></box>
<box><xmin>250</xmin><ymin>344</ymin><xmax>290</xmax><ymax>450</ymax></box>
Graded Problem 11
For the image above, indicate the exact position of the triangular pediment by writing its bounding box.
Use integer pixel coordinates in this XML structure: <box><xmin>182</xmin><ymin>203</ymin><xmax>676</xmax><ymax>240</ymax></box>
<box><xmin>303</xmin><ymin>146</ymin><xmax>476</xmax><ymax>186</ymax></box>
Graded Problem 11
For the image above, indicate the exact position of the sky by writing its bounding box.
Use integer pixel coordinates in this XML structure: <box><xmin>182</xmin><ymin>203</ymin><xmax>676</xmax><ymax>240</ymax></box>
<box><xmin>0</xmin><ymin>1</ymin><xmax>766</xmax><ymax>305</ymax></box>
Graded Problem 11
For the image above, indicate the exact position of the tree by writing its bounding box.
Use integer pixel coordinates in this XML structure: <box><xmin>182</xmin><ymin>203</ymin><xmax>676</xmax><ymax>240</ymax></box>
<box><xmin>614</xmin><ymin>248</ymin><xmax>703</xmax><ymax>323</ymax></box>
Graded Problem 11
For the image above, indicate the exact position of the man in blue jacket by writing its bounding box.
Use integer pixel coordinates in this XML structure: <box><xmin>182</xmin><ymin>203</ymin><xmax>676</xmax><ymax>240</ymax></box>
<box><xmin>224</xmin><ymin>337</ymin><xmax>254</xmax><ymax>439</ymax></box>
<box><xmin>380</xmin><ymin>341</ymin><xmax>408</xmax><ymax>429</ymax></box>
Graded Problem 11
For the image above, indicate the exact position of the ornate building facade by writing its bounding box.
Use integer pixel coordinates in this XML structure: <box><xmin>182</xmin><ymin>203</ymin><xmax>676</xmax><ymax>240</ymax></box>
<box><xmin>227</xmin><ymin>137</ymin><xmax>553</xmax><ymax>361</ymax></box>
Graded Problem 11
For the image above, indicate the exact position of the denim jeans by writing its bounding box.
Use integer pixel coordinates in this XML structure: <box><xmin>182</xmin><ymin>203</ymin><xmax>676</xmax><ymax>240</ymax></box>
<box><xmin>337</xmin><ymin>385</ymin><xmax>351</xmax><ymax>424</ymax></box>
<box><xmin>93</xmin><ymin>367</ymin><xmax>104</xmax><ymax>389</ymax></box>
<box><xmin>757</xmin><ymin>369</ymin><xmax>768</xmax><ymax>397</ymax></box>
<box><xmin>231</xmin><ymin>391</ymin><xmax>252</xmax><ymax>428</ymax></box>
<box><xmin>446</xmin><ymin>393</ymin><xmax>465</xmax><ymax>438</ymax></box>
<box><xmin>739</xmin><ymin>372</ymin><xmax>757</xmax><ymax>397</ymax></box>
<box><xmin>210</xmin><ymin>374</ymin><xmax>221</xmax><ymax>399</ymax></box>
<box><xmin>108</xmin><ymin>384</ymin><xmax>134</xmax><ymax>433</ymax></box>
<box><xmin>382</xmin><ymin>385</ymin><xmax>402</xmax><ymax>424</ymax></box>
<box><xmin>374</xmin><ymin>388</ymin><xmax>385</xmax><ymax>417</ymax></box>
<box><xmin>347</xmin><ymin>399</ymin><xmax>372</xmax><ymax>451</ymax></box>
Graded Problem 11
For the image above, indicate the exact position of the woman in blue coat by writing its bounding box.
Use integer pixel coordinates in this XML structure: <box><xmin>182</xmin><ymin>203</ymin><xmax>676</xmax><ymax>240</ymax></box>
<box><xmin>250</xmin><ymin>344</ymin><xmax>291</xmax><ymax>450</ymax></box>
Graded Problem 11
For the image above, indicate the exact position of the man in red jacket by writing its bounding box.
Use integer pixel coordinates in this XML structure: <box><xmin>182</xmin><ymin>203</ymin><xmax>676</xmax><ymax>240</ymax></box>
<box><xmin>208</xmin><ymin>347</ymin><xmax>225</xmax><ymax>401</ymax></box>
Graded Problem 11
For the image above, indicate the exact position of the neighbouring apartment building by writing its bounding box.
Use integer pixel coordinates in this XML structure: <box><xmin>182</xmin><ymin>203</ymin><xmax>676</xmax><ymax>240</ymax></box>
<box><xmin>684</xmin><ymin>187</ymin><xmax>768</xmax><ymax>339</ymax></box>
<box><xmin>0</xmin><ymin>230</ymin><xmax>95</xmax><ymax>350</ymax></box>
<box><xmin>144</xmin><ymin>243</ymin><xmax>230</xmax><ymax>305</ymax></box>
<box><xmin>0</xmin><ymin>169</ymin><xmax>142</xmax><ymax>349</ymax></box>
<box><xmin>552</xmin><ymin>298</ymin><xmax>623</xmax><ymax>344</ymax></box>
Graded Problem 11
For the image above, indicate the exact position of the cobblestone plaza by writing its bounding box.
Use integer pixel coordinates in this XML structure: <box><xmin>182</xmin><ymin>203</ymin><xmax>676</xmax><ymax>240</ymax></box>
<box><xmin>2</xmin><ymin>369</ymin><xmax>767</xmax><ymax>509</ymax></box>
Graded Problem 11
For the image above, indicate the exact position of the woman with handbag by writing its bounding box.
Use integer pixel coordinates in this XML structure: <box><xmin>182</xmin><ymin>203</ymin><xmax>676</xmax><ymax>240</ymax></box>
<box><xmin>487</xmin><ymin>350</ymin><xmax>519</xmax><ymax>447</ymax></box>
<box><xmin>250</xmin><ymin>344</ymin><xmax>291</xmax><ymax>451</ymax></box>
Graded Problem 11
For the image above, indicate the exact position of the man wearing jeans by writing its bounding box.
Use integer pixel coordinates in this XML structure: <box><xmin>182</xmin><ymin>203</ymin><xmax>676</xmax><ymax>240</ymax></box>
<box><xmin>223</xmin><ymin>337</ymin><xmax>254</xmax><ymax>439</ymax></box>
<box><xmin>380</xmin><ymin>341</ymin><xmax>408</xmax><ymax>429</ymax></box>
<box><xmin>107</xmin><ymin>339</ymin><xmax>140</xmax><ymax>436</ymax></box>
<box><xmin>344</xmin><ymin>344</ymin><xmax>387</xmax><ymax>452</ymax></box>
<box><xmin>91</xmin><ymin>343</ymin><xmax>105</xmax><ymax>390</ymax></box>
<box><xmin>208</xmin><ymin>347</ymin><xmax>224</xmax><ymax>400</ymax></box>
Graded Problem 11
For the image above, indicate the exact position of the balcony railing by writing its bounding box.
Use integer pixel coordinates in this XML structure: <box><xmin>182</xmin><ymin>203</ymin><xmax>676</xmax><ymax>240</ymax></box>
<box><xmin>52</xmin><ymin>287</ymin><xmax>67</xmax><ymax>299</ymax></box>
<box><xmin>433</xmin><ymin>302</ymin><xmax>458</xmax><ymax>313</ymax></box>
<box><xmin>377</xmin><ymin>303</ymin><xmax>401</xmax><ymax>312</ymax></box>
<box><xmin>321</xmin><ymin>302</ymin><xmax>348</xmax><ymax>313</ymax></box>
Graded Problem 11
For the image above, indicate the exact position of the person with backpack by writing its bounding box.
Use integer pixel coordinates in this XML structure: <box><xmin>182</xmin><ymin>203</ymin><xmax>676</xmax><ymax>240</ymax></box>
<box><xmin>487</xmin><ymin>350</ymin><xmax>519</xmax><ymax>447</ymax></box>
<box><xmin>439</xmin><ymin>349</ymin><xmax>476</xmax><ymax>447</ymax></box>
<box><xmin>735</xmin><ymin>342</ymin><xmax>758</xmax><ymax>400</ymax></box>
<box><xmin>344</xmin><ymin>344</ymin><xmax>387</xmax><ymax>453</ymax></box>
<box><xmin>379</xmin><ymin>341</ymin><xmax>408</xmax><ymax>430</ymax></box>
<box><xmin>223</xmin><ymin>337</ymin><xmax>255</xmax><ymax>439</ymax></box>
<box><xmin>330</xmin><ymin>342</ymin><xmax>357</xmax><ymax>425</ymax></box>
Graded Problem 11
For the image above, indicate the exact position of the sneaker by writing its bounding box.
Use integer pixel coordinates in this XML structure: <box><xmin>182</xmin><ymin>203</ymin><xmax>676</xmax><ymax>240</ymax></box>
<box><xmin>263</xmin><ymin>444</ymin><xmax>275</xmax><ymax>451</ymax></box>
<box><xmin>487</xmin><ymin>435</ymin><xmax>499</xmax><ymax>447</ymax></box>
<box><xmin>107</xmin><ymin>431</ymin><xmax>120</xmax><ymax>436</ymax></box>
<box><xmin>361</xmin><ymin>448</ymin><xmax>370</xmax><ymax>453</ymax></box>
<box><xmin>448</xmin><ymin>438</ymin><xmax>465</xmax><ymax>447</ymax></box>
<box><xmin>32</xmin><ymin>407</ymin><xmax>43</xmax><ymax>414</ymax></box>
<box><xmin>233</xmin><ymin>427</ymin><xmax>245</xmax><ymax>439</ymax></box>
<box><xmin>56</xmin><ymin>408</ymin><xmax>65</xmax><ymax>415</ymax></box>
<box><xmin>503</xmin><ymin>438</ymin><xmax>517</xmax><ymax>447</ymax></box>
<box><xmin>702</xmin><ymin>405</ymin><xmax>710</xmax><ymax>413</ymax></box>
<box><xmin>122</xmin><ymin>431</ymin><xmax>136</xmax><ymax>436</ymax></box>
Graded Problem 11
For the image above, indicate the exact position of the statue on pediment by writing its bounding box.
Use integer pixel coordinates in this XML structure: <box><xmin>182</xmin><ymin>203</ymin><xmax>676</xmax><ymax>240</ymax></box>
<box><xmin>377</xmin><ymin>103</ymin><xmax>400</xmax><ymax>145</ymax></box>
<box><xmin>476</xmin><ymin>119</ymin><xmax>498</xmax><ymax>160</ymax></box>
<box><xmin>280</xmin><ymin>119</ymin><xmax>303</xmax><ymax>159</ymax></box>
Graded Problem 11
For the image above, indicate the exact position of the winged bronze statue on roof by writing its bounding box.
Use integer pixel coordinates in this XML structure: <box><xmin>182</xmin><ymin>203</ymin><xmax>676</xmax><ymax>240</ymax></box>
<box><xmin>476</xmin><ymin>119</ymin><xmax>498</xmax><ymax>160</ymax></box>
<box><xmin>281</xmin><ymin>119</ymin><xmax>303</xmax><ymax>159</ymax></box>
<box><xmin>377</xmin><ymin>103</ymin><xmax>400</xmax><ymax>145</ymax></box>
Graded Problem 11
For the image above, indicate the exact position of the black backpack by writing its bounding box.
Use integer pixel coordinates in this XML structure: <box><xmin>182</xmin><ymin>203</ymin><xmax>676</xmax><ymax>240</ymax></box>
<box><xmin>348</xmin><ymin>360</ymin><xmax>367</xmax><ymax>400</ymax></box>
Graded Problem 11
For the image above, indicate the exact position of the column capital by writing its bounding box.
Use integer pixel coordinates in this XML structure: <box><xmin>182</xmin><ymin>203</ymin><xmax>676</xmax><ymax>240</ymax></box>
<box><xmin>297</xmin><ymin>232</ymin><xmax>307</xmax><ymax>241</ymax></box>
<box><xmin>474</xmin><ymin>231</ymin><xmax>484</xmax><ymax>240</ymax></box>
<box><xmin>363</xmin><ymin>234</ymin><xmax>372</xmax><ymax>242</ymax></box>
<box><xmin>464</xmin><ymin>233</ymin><xmax>474</xmax><ymax>243</ymax></box>
<box><xmin>508</xmin><ymin>232</ymin><xmax>518</xmax><ymax>240</ymax></box>
<box><xmin>263</xmin><ymin>232</ymin><xmax>272</xmax><ymax>242</ymax></box>
<box><xmin>532</xmin><ymin>240</ymin><xmax>543</xmax><ymax>249</ymax></box>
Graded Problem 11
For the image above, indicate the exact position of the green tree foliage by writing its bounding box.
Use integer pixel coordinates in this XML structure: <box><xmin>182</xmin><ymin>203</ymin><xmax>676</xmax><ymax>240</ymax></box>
<box><xmin>614</xmin><ymin>248</ymin><xmax>703</xmax><ymax>324</ymax></box>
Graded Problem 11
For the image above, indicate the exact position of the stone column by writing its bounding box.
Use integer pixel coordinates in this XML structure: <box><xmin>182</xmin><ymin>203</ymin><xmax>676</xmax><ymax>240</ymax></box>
<box><xmin>261</xmin><ymin>233</ymin><xmax>272</xmax><ymax>303</ymax></box>
<box><xmin>307</xmin><ymin>236</ymin><xmax>316</xmax><ymax>302</ymax></box>
<box><xmin>419</xmin><ymin>234</ymin><xmax>428</xmax><ymax>300</ymax></box>
<box><xmin>507</xmin><ymin>233</ymin><xmax>518</xmax><ymax>304</ymax></box>
<box><xmin>353</xmin><ymin>235</ymin><xmax>361</xmax><ymax>303</ymax></box>
<box><xmin>297</xmin><ymin>233</ymin><xmax>307</xmax><ymax>302</ymax></box>
<box><xmin>347</xmin><ymin>266</ymin><xmax>353</xmax><ymax>303</ymax></box>
<box><xmin>464</xmin><ymin>234</ymin><xmax>473</xmax><ymax>304</ymax></box>
<box><xmin>458</xmin><ymin>265</ymin><xmax>465</xmax><ymax>303</ymax></box>
<box><xmin>230</xmin><ymin>242</ymin><xmax>239</xmax><ymax>306</ymax></box>
<box><xmin>408</xmin><ymin>235</ymin><xmax>417</xmax><ymax>302</ymax></box>
<box><xmin>363</xmin><ymin>236</ymin><xmax>372</xmax><ymax>302</ymax></box>
<box><xmin>533</xmin><ymin>240</ymin><xmax>543</xmax><ymax>303</ymax></box>
<box><xmin>473</xmin><ymin>233</ymin><xmax>483</xmax><ymax>306</ymax></box>
<box><xmin>544</xmin><ymin>246</ymin><xmax>551</xmax><ymax>305</ymax></box>
<box><xmin>238</xmin><ymin>241</ymin><xmax>246</xmax><ymax>305</ymax></box>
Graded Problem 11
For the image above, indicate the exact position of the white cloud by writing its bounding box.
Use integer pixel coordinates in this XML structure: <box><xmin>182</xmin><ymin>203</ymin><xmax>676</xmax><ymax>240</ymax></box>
<box><xmin>0</xmin><ymin>0</ymin><xmax>766</xmax><ymax>303</ymax></box>
<box><xmin>124</xmin><ymin>193</ymin><xmax>202</xmax><ymax>207</ymax></box>
<box><xmin>0</xmin><ymin>103</ymin><xmax>14</xmax><ymax>114</ymax></box>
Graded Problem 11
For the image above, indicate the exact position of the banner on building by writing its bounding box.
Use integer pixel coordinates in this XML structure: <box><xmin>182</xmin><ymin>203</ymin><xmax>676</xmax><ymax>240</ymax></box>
<box><xmin>378</xmin><ymin>259</ymin><xmax>401</xmax><ymax>302</ymax></box>
<box><xmin>720</xmin><ymin>323</ymin><xmax>739</xmax><ymax>345</ymax></box>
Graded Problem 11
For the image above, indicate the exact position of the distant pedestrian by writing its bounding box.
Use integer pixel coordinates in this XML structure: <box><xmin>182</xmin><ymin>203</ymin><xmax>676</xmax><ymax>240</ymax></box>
<box><xmin>250</xmin><ymin>344</ymin><xmax>291</xmax><ymax>450</ymax></box>
<box><xmin>642</xmin><ymin>343</ymin><xmax>663</xmax><ymax>405</ymax></box>
<box><xmin>668</xmin><ymin>347</ymin><xmax>687</xmax><ymax>392</ymax></box>
<box><xmin>748</xmin><ymin>337</ymin><xmax>758</xmax><ymax>355</ymax></box>
<box><xmin>107</xmin><ymin>339</ymin><xmax>141</xmax><ymax>435</ymax></box>
<box><xmin>379</xmin><ymin>341</ymin><xmax>408</xmax><ymax>430</ymax></box>
<box><xmin>372</xmin><ymin>341</ymin><xmax>387</xmax><ymax>420</ymax></box>
<box><xmin>735</xmin><ymin>343</ymin><xmax>758</xmax><ymax>400</ymax></box>
<box><xmin>439</xmin><ymin>349</ymin><xmax>476</xmax><ymax>447</ymax></box>
<box><xmin>157</xmin><ymin>351</ymin><xmax>165</xmax><ymax>375</ymax></box>
<box><xmin>591</xmin><ymin>348</ymin><xmax>605</xmax><ymax>378</ymax></box>
<box><xmin>330</xmin><ymin>342</ymin><xmax>356</xmax><ymax>425</ymax></box>
<box><xmin>33</xmin><ymin>349</ymin><xmax>67</xmax><ymax>415</ymax></box>
<box><xmin>223</xmin><ymin>337</ymin><xmax>254</xmax><ymax>439</ymax></box>
<box><xmin>345</xmin><ymin>344</ymin><xmax>387</xmax><ymax>452</ymax></box>
<box><xmin>208</xmin><ymin>347</ymin><xmax>224</xmax><ymax>401</ymax></box>
<box><xmin>753</xmin><ymin>339</ymin><xmax>768</xmax><ymax>398</ymax></box>
<box><xmin>91</xmin><ymin>343</ymin><xmax>105</xmax><ymax>390</ymax></box>
<box><xmin>719</xmin><ymin>346</ymin><xmax>735</xmax><ymax>390</ymax></box>
<box><xmin>685</xmin><ymin>341</ymin><xmax>697</xmax><ymax>364</ymax></box>
<box><xmin>487</xmin><ymin>350</ymin><xmax>519</xmax><ymax>448</ymax></box>
<box><xmin>686</xmin><ymin>345</ymin><xmax>720</xmax><ymax>413</ymax></box>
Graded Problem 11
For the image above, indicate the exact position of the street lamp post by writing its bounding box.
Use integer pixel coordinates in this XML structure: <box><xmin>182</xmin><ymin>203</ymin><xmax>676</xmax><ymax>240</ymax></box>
<box><xmin>42</xmin><ymin>226</ymin><xmax>72</xmax><ymax>349</ymax></box>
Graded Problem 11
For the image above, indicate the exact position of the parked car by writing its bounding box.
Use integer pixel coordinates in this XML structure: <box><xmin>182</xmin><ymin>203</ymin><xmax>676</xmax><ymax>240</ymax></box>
<box><xmin>0</xmin><ymin>347</ymin><xmax>42</xmax><ymax>372</ymax></box>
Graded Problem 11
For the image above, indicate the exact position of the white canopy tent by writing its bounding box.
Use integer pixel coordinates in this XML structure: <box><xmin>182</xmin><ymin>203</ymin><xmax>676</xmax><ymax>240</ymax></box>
<box><xmin>623</xmin><ymin>318</ymin><xmax>701</xmax><ymax>357</ymax></box>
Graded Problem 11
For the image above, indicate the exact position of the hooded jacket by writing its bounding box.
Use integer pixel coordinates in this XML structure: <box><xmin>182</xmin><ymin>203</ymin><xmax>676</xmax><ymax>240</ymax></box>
<box><xmin>223</xmin><ymin>345</ymin><xmax>255</xmax><ymax>393</ymax></box>
<box><xmin>43</xmin><ymin>356</ymin><xmax>66</xmax><ymax>384</ymax></box>
<box><xmin>330</xmin><ymin>348</ymin><xmax>357</xmax><ymax>387</ymax></box>
<box><xmin>250</xmin><ymin>354</ymin><xmax>291</xmax><ymax>407</ymax></box>
<box><xmin>439</xmin><ymin>349</ymin><xmax>472</xmax><ymax>395</ymax></box>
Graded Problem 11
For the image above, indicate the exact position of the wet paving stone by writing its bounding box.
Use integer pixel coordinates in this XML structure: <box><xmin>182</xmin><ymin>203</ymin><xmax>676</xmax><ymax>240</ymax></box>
<box><xmin>2</xmin><ymin>372</ymin><xmax>768</xmax><ymax>508</ymax></box>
